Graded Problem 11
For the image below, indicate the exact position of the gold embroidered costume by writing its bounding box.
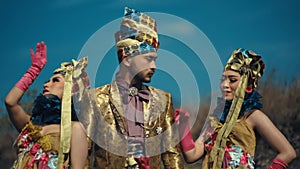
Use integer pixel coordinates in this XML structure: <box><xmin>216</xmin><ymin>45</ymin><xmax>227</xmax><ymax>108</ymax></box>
<box><xmin>86</xmin><ymin>82</ymin><xmax>183</xmax><ymax>168</ymax></box>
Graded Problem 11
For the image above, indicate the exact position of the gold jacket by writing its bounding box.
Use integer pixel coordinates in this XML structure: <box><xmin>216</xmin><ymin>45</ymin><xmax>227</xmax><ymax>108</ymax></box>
<box><xmin>86</xmin><ymin>81</ymin><xmax>184</xmax><ymax>169</ymax></box>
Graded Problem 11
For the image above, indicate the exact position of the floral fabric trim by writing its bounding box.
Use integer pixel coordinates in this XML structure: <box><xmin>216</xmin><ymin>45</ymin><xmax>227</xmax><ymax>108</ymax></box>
<box><xmin>205</xmin><ymin>133</ymin><xmax>255</xmax><ymax>169</ymax></box>
<box><xmin>12</xmin><ymin>122</ymin><xmax>67</xmax><ymax>169</ymax></box>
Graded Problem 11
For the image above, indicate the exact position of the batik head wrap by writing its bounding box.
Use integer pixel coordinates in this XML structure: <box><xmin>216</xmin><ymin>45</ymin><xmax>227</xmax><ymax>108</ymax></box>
<box><xmin>115</xmin><ymin>7</ymin><xmax>160</xmax><ymax>63</ymax></box>
<box><xmin>224</xmin><ymin>48</ymin><xmax>265</xmax><ymax>89</ymax></box>
<box><xmin>209</xmin><ymin>48</ymin><xmax>265</xmax><ymax>168</ymax></box>
<box><xmin>53</xmin><ymin>57</ymin><xmax>89</xmax><ymax>169</ymax></box>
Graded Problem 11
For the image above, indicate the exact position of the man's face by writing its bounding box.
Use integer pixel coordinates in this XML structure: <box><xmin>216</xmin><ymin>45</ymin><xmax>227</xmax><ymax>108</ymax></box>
<box><xmin>127</xmin><ymin>52</ymin><xmax>157</xmax><ymax>83</ymax></box>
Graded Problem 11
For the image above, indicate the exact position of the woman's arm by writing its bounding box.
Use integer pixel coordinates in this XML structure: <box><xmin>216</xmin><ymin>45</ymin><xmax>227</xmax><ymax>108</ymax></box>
<box><xmin>5</xmin><ymin>41</ymin><xmax>47</xmax><ymax>132</ymax></box>
<box><xmin>175</xmin><ymin>109</ymin><xmax>205</xmax><ymax>163</ymax></box>
<box><xmin>247</xmin><ymin>110</ymin><xmax>297</xmax><ymax>166</ymax></box>
<box><xmin>70</xmin><ymin>122</ymin><xmax>88</xmax><ymax>169</ymax></box>
<box><xmin>183</xmin><ymin>137</ymin><xmax>205</xmax><ymax>163</ymax></box>
<box><xmin>5</xmin><ymin>87</ymin><xmax>30</xmax><ymax>131</ymax></box>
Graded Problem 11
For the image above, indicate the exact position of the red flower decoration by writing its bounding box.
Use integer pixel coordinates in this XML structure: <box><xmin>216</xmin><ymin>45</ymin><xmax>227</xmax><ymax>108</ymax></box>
<box><xmin>240</xmin><ymin>152</ymin><xmax>249</xmax><ymax>165</ymax></box>
<box><xmin>30</xmin><ymin>143</ymin><xmax>41</xmax><ymax>155</ymax></box>
<box><xmin>39</xmin><ymin>153</ymin><xmax>50</xmax><ymax>169</ymax></box>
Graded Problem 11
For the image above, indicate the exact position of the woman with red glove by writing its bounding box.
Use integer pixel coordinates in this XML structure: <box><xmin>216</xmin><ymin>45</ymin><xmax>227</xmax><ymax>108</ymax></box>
<box><xmin>175</xmin><ymin>48</ymin><xmax>296</xmax><ymax>169</ymax></box>
<box><xmin>5</xmin><ymin>41</ymin><xmax>89</xmax><ymax>169</ymax></box>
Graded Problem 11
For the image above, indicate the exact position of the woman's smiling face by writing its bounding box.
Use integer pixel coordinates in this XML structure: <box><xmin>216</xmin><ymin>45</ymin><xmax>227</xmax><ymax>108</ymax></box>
<box><xmin>220</xmin><ymin>70</ymin><xmax>241</xmax><ymax>100</ymax></box>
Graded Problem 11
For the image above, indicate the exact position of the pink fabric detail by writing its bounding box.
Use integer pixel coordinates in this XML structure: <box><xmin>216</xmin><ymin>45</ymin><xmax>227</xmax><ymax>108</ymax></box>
<box><xmin>181</xmin><ymin>132</ymin><xmax>195</xmax><ymax>152</ymax></box>
<box><xmin>40</xmin><ymin>153</ymin><xmax>50</xmax><ymax>169</ymax></box>
<box><xmin>175</xmin><ymin>109</ymin><xmax>195</xmax><ymax>152</ymax></box>
<box><xmin>240</xmin><ymin>152</ymin><xmax>249</xmax><ymax>165</ymax></box>
<box><xmin>30</xmin><ymin>143</ymin><xmax>41</xmax><ymax>155</ymax></box>
<box><xmin>15</xmin><ymin>66</ymin><xmax>41</xmax><ymax>91</ymax></box>
<box><xmin>268</xmin><ymin>157</ymin><xmax>288</xmax><ymax>169</ymax></box>
<box><xmin>15</xmin><ymin>41</ymin><xmax>47</xmax><ymax>91</ymax></box>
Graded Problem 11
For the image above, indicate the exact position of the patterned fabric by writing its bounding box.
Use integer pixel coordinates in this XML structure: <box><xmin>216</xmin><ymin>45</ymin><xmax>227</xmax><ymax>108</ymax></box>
<box><xmin>116</xmin><ymin>7</ymin><xmax>158</xmax><ymax>44</ymax></box>
<box><xmin>205</xmin><ymin>134</ymin><xmax>255</xmax><ymax>169</ymax></box>
<box><xmin>115</xmin><ymin>7</ymin><xmax>159</xmax><ymax>62</ymax></box>
<box><xmin>123</xmin><ymin>7</ymin><xmax>157</xmax><ymax>32</ymax></box>
<box><xmin>125</xmin><ymin>142</ymin><xmax>150</xmax><ymax>169</ymax></box>
<box><xmin>117</xmin><ymin>41</ymin><xmax>157</xmax><ymax>59</ymax></box>
<box><xmin>202</xmin><ymin>110</ymin><xmax>257</xmax><ymax>169</ymax></box>
<box><xmin>11</xmin><ymin>121</ymin><xmax>69</xmax><ymax>169</ymax></box>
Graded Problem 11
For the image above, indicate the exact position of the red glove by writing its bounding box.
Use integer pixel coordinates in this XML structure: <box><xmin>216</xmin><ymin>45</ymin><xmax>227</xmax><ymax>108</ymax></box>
<box><xmin>174</xmin><ymin>109</ymin><xmax>195</xmax><ymax>152</ymax></box>
<box><xmin>15</xmin><ymin>41</ymin><xmax>47</xmax><ymax>91</ymax></box>
<box><xmin>268</xmin><ymin>158</ymin><xmax>288</xmax><ymax>169</ymax></box>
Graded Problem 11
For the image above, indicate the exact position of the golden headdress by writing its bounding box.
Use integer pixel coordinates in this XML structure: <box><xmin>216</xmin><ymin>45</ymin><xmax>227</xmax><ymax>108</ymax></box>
<box><xmin>225</xmin><ymin>48</ymin><xmax>265</xmax><ymax>89</ymax></box>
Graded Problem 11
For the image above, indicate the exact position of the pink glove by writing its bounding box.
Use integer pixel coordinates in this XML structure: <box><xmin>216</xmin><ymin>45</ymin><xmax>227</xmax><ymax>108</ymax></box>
<box><xmin>174</xmin><ymin>109</ymin><xmax>195</xmax><ymax>152</ymax></box>
<box><xmin>268</xmin><ymin>158</ymin><xmax>288</xmax><ymax>169</ymax></box>
<box><xmin>15</xmin><ymin>41</ymin><xmax>47</xmax><ymax>91</ymax></box>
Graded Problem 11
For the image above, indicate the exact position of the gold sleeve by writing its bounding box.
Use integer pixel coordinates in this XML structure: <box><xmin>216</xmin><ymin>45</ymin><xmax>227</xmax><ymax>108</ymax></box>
<box><xmin>161</xmin><ymin>92</ymin><xmax>184</xmax><ymax>168</ymax></box>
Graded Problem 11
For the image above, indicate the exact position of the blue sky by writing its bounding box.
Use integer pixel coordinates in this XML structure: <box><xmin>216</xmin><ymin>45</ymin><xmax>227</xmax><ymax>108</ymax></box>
<box><xmin>1</xmin><ymin>0</ymin><xmax>300</xmax><ymax>115</ymax></box>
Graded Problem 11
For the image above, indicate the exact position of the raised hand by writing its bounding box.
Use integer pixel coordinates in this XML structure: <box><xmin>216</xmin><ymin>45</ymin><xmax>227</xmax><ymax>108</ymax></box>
<box><xmin>174</xmin><ymin>108</ymin><xmax>190</xmax><ymax>125</ymax></box>
<box><xmin>174</xmin><ymin>109</ymin><xmax>195</xmax><ymax>152</ymax></box>
<box><xmin>15</xmin><ymin>41</ymin><xmax>47</xmax><ymax>91</ymax></box>
<box><xmin>30</xmin><ymin>41</ymin><xmax>47</xmax><ymax>70</ymax></box>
